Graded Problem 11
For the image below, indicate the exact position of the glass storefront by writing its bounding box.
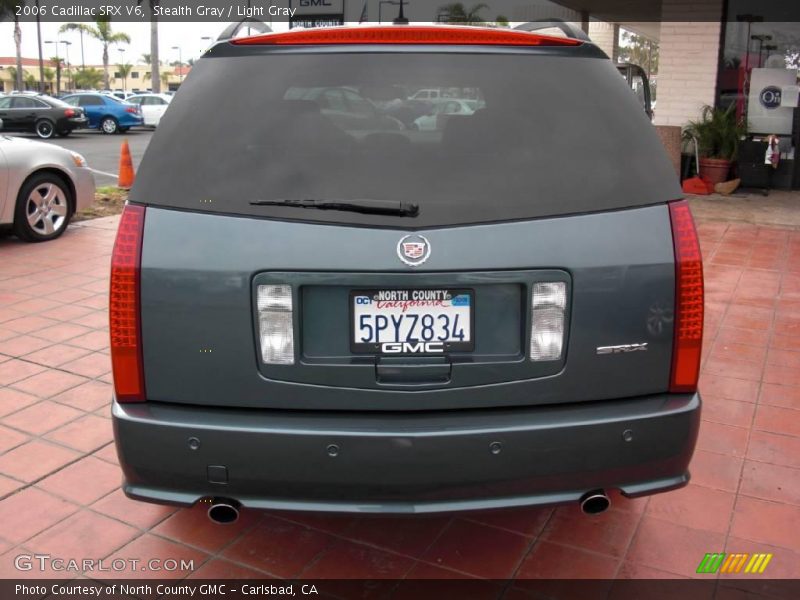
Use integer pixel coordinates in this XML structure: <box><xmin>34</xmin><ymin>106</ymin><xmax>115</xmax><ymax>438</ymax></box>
<box><xmin>717</xmin><ymin>1</ymin><xmax>800</xmax><ymax>188</ymax></box>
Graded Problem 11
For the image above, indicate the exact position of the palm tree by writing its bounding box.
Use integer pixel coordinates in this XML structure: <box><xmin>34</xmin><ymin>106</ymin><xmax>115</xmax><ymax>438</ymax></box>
<box><xmin>160</xmin><ymin>70</ymin><xmax>171</xmax><ymax>91</ymax></box>
<box><xmin>141</xmin><ymin>53</ymin><xmax>151</xmax><ymax>64</ymax></box>
<box><xmin>116</xmin><ymin>63</ymin><xmax>133</xmax><ymax>91</ymax></box>
<box><xmin>73</xmin><ymin>67</ymin><xmax>104</xmax><ymax>90</ymax></box>
<box><xmin>60</xmin><ymin>17</ymin><xmax>131</xmax><ymax>90</ymax></box>
<box><xmin>0</xmin><ymin>0</ymin><xmax>25</xmax><ymax>90</ymax></box>
<box><xmin>437</xmin><ymin>3</ymin><xmax>488</xmax><ymax>25</ymax></box>
<box><xmin>42</xmin><ymin>67</ymin><xmax>55</xmax><ymax>93</ymax></box>
<box><xmin>24</xmin><ymin>72</ymin><xmax>36</xmax><ymax>89</ymax></box>
<box><xmin>58</xmin><ymin>23</ymin><xmax>91</xmax><ymax>68</ymax></box>
<box><xmin>6</xmin><ymin>66</ymin><xmax>20</xmax><ymax>90</ymax></box>
<box><xmin>138</xmin><ymin>1</ymin><xmax>162</xmax><ymax>93</ymax></box>
<box><xmin>49</xmin><ymin>56</ymin><xmax>64</xmax><ymax>95</ymax></box>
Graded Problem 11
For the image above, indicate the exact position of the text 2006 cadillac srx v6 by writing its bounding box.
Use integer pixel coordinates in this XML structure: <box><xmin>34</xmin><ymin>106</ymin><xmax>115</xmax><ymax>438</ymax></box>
<box><xmin>110</xmin><ymin>24</ymin><xmax>703</xmax><ymax>523</ymax></box>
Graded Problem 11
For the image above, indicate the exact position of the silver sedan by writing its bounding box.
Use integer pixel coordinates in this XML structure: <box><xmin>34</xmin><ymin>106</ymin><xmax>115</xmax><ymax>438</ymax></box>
<box><xmin>0</xmin><ymin>133</ymin><xmax>95</xmax><ymax>242</ymax></box>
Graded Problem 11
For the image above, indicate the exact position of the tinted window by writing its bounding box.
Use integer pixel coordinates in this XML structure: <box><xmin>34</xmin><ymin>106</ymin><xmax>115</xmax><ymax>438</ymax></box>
<box><xmin>133</xmin><ymin>50</ymin><xmax>680</xmax><ymax>227</ymax></box>
<box><xmin>45</xmin><ymin>97</ymin><xmax>71</xmax><ymax>108</ymax></box>
<box><xmin>11</xmin><ymin>97</ymin><xmax>45</xmax><ymax>109</ymax></box>
<box><xmin>80</xmin><ymin>95</ymin><xmax>104</xmax><ymax>106</ymax></box>
<box><xmin>0</xmin><ymin>97</ymin><xmax>11</xmax><ymax>109</ymax></box>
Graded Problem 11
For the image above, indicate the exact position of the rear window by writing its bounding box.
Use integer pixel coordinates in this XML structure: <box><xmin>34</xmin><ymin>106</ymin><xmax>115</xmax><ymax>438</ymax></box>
<box><xmin>133</xmin><ymin>48</ymin><xmax>680</xmax><ymax>228</ymax></box>
<box><xmin>46</xmin><ymin>97</ymin><xmax>72</xmax><ymax>108</ymax></box>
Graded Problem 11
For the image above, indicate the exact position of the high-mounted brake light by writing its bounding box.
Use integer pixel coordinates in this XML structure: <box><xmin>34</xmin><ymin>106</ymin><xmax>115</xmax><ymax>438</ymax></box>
<box><xmin>668</xmin><ymin>200</ymin><xmax>704</xmax><ymax>393</ymax></box>
<box><xmin>110</xmin><ymin>204</ymin><xmax>146</xmax><ymax>402</ymax></box>
<box><xmin>232</xmin><ymin>26</ymin><xmax>582</xmax><ymax>47</ymax></box>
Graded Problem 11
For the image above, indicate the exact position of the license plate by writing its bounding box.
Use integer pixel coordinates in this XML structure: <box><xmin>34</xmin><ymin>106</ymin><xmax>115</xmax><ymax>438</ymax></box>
<box><xmin>351</xmin><ymin>289</ymin><xmax>474</xmax><ymax>354</ymax></box>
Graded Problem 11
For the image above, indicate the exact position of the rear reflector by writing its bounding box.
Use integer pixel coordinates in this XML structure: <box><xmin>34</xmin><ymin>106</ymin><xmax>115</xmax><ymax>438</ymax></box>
<box><xmin>530</xmin><ymin>282</ymin><xmax>567</xmax><ymax>361</ymax></box>
<box><xmin>110</xmin><ymin>204</ymin><xmax>146</xmax><ymax>402</ymax></box>
<box><xmin>232</xmin><ymin>26</ymin><xmax>582</xmax><ymax>47</ymax></box>
<box><xmin>257</xmin><ymin>285</ymin><xmax>295</xmax><ymax>365</ymax></box>
<box><xmin>668</xmin><ymin>201</ymin><xmax>704</xmax><ymax>393</ymax></box>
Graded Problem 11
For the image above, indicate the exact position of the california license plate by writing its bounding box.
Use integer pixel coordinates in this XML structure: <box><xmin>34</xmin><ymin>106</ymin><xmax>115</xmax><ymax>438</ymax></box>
<box><xmin>351</xmin><ymin>289</ymin><xmax>474</xmax><ymax>354</ymax></box>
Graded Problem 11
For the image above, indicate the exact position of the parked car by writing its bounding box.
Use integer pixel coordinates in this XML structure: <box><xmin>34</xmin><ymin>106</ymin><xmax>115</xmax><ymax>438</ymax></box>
<box><xmin>408</xmin><ymin>88</ymin><xmax>448</xmax><ymax>101</ymax></box>
<box><xmin>61</xmin><ymin>92</ymin><xmax>143</xmax><ymax>134</ymax></box>
<box><xmin>126</xmin><ymin>93</ymin><xmax>172</xmax><ymax>127</ymax></box>
<box><xmin>285</xmin><ymin>86</ymin><xmax>404</xmax><ymax>131</ymax></box>
<box><xmin>112</xmin><ymin>24</ymin><xmax>702</xmax><ymax>521</ymax></box>
<box><xmin>0</xmin><ymin>94</ymin><xmax>88</xmax><ymax>139</ymax></box>
<box><xmin>0</xmin><ymin>133</ymin><xmax>95</xmax><ymax>241</ymax></box>
<box><xmin>413</xmin><ymin>99</ymin><xmax>475</xmax><ymax>131</ymax></box>
<box><xmin>102</xmin><ymin>90</ymin><xmax>136</xmax><ymax>101</ymax></box>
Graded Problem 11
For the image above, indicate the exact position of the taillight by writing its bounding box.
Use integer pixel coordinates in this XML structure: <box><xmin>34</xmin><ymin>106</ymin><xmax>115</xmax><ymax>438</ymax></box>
<box><xmin>110</xmin><ymin>204</ymin><xmax>146</xmax><ymax>402</ymax></box>
<box><xmin>64</xmin><ymin>108</ymin><xmax>75</xmax><ymax>117</ymax></box>
<box><xmin>256</xmin><ymin>285</ymin><xmax>295</xmax><ymax>365</ymax></box>
<box><xmin>668</xmin><ymin>200</ymin><xmax>704</xmax><ymax>393</ymax></box>
<box><xmin>232</xmin><ymin>26</ymin><xmax>582</xmax><ymax>47</ymax></box>
<box><xmin>530</xmin><ymin>282</ymin><xmax>567</xmax><ymax>361</ymax></box>
<box><xmin>126</xmin><ymin>107</ymin><xmax>137</xmax><ymax>114</ymax></box>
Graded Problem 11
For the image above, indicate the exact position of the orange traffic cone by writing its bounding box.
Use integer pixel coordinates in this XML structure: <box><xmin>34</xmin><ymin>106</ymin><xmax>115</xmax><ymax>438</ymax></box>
<box><xmin>118</xmin><ymin>140</ymin><xmax>135</xmax><ymax>189</ymax></box>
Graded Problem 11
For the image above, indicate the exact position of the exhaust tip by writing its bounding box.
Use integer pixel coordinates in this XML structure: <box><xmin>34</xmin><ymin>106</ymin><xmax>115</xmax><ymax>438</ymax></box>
<box><xmin>579</xmin><ymin>490</ymin><xmax>610</xmax><ymax>515</ymax></box>
<box><xmin>207</xmin><ymin>498</ymin><xmax>240</xmax><ymax>525</ymax></box>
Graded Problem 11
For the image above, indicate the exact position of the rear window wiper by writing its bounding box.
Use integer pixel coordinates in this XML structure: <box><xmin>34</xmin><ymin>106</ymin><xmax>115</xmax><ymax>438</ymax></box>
<box><xmin>249</xmin><ymin>198</ymin><xmax>419</xmax><ymax>217</ymax></box>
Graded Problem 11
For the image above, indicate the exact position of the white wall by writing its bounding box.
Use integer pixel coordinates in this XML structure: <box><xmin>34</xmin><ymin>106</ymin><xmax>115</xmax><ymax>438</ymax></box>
<box><xmin>654</xmin><ymin>0</ymin><xmax>724</xmax><ymax>127</ymax></box>
<box><xmin>589</xmin><ymin>21</ymin><xmax>619</xmax><ymax>60</ymax></box>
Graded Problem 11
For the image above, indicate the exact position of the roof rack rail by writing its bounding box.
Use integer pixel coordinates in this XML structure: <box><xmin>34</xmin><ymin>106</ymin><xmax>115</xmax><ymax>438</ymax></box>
<box><xmin>514</xmin><ymin>19</ymin><xmax>590</xmax><ymax>42</ymax></box>
<box><xmin>217</xmin><ymin>19</ymin><xmax>272</xmax><ymax>42</ymax></box>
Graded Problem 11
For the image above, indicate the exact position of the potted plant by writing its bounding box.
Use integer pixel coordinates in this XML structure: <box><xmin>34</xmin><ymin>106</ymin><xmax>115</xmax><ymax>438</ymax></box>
<box><xmin>683</xmin><ymin>104</ymin><xmax>746</xmax><ymax>185</ymax></box>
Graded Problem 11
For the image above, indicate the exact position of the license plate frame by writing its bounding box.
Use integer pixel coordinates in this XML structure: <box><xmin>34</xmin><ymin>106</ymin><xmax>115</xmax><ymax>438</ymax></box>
<box><xmin>350</xmin><ymin>288</ymin><xmax>475</xmax><ymax>355</ymax></box>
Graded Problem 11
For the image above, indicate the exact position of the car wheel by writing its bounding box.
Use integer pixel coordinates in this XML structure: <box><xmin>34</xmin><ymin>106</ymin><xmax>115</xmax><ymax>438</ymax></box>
<box><xmin>100</xmin><ymin>117</ymin><xmax>119</xmax><ymax>134</ymax></box>
<box><xmin>34</xmin><ymin>119</ymin><xmax>55</xmax><ymax>139</ymax></box>
<box><xmin>13</xmin><ymin>173</ymin><xmax>73</xmax><ymax>243</ymax></box>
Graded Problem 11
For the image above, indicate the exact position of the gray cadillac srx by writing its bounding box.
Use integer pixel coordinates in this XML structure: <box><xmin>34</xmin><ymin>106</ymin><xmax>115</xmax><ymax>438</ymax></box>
<box><xmin>110</xmin><ymin>24</ymin><xmax>703</xmax><ymax>522</ymax></box>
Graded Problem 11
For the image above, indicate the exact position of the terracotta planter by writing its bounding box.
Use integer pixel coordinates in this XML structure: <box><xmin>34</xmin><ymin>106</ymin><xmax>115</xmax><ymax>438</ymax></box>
<box><xmin>698</xmin><ymin>158</ymin><xmax>731</xmax><ymax>186</ymax></box>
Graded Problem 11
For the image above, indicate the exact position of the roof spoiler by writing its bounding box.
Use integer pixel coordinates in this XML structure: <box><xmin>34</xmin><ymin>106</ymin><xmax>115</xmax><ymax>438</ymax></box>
<box><xmin>514</xmin><ymin>19</ymin><xmax>590</xmax><ymax>42</ymax></box>
<box><xmin>217</xmin><ymin>19</ymin><xmax>272</xmax><ymax>42</ymax></box>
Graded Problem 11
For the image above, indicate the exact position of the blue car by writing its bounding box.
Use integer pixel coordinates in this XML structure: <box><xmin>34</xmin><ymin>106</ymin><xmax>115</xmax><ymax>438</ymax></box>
<box><xmin>61</xmin><ymin>93</ymin><xmax>143</xmax><ymax>134</ymax></box>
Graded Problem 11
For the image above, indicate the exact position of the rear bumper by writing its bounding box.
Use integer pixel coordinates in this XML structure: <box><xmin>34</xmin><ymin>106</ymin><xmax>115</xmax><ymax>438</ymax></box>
<box><xmin>62</xmin><ymin>116</ymin><xmax>88</xmax><ymax>130</ymax></box>
<box><xmin>112</xmin><ymin>392</ymin><xmax>700</xmax><ymax>513</ymax></box>
<box><xmin>118</xmin><ymin>114</ymin><xmax>144</xmax><ymax>127</ymax></box>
